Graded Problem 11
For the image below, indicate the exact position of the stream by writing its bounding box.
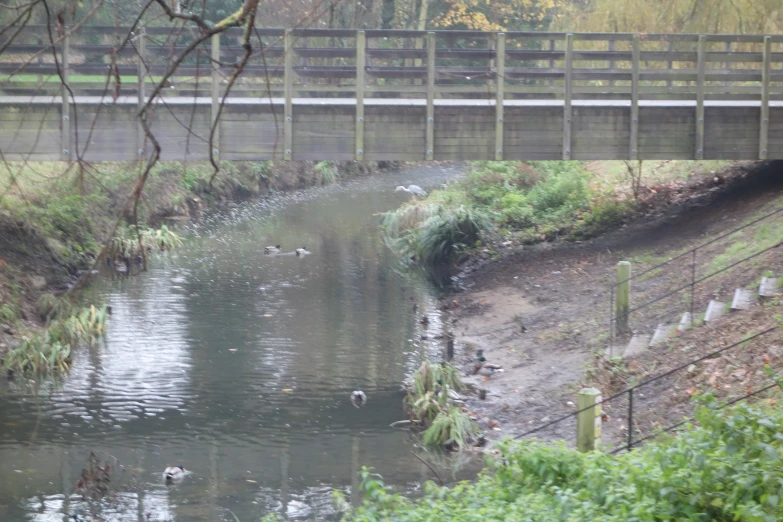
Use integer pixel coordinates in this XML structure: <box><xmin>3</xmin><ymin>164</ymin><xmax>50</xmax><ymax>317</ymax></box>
<box><xmin>0</xmin><ymin>164</ymin><xmax>482</xmax><ymax>521</ymax></box>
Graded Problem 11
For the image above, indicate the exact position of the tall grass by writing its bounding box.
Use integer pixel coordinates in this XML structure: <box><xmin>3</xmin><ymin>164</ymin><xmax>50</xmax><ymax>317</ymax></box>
<box><xmin>383</xmin><ymin>203</ymin><xmax>492</xmax><ymax>267</ymax></box>
<box><xmin>404</xmin><ymin>361</ymin><xmax>479</xmax><ymax>449</ymax></box>
<box><xmin>421</xmin><ymin>406</ymin><xmax>482</xmax><ymax>447</ymax></box>
<box><xmin>107</xmin><ymin>225</ymin><xmax>183</xmax><ymax>261</ymax></box>
<box><xmin>2</xmin><ymin>305</ymin><xmax>108</xmax><ymax>374</ymax></box>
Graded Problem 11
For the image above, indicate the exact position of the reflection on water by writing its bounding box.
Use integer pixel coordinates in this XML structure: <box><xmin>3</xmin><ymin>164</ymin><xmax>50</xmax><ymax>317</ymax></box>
<box><xmin>0</xmin><ymin>165</ymin><xmax>480</xmax><ymax>521</ymax></box>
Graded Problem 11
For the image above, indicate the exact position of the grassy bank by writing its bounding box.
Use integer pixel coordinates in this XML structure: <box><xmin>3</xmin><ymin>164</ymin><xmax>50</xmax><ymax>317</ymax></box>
<box><xmin>331</xmin><ymin>399</ymin><xmax>783</xmax><ymax>521</ymax></box>
<box><xmin>0</xmin><ymin>159</ymin><xmax>380</xmax><ymax>370</ymax></box>
<box><xmin>383</xmin><ymin>160</ymin><xmax>736</xmax><ymax>271</ymax></box>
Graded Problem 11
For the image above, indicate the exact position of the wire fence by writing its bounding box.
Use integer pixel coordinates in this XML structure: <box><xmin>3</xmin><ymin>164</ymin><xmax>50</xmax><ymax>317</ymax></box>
<box><xmin>608</xmin><ymin>204</ymin><xmax>783</xmax><ymax>352</ymax></box>
<box><xmin>514</xmin><ymin>326</ymin><xmax>782</xmax><ymax>452</ymax></box>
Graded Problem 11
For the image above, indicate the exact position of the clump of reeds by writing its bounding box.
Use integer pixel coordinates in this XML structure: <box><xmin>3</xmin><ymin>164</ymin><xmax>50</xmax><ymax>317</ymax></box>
<box><xmin>403</xmin><ymin>360</ymin><xmax>481</xmax><ymax>449</ymax></box>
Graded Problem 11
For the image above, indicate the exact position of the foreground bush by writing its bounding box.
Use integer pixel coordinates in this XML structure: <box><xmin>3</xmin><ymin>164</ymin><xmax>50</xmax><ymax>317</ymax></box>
<box><xmin>338</xmin><ymin>401</ymin><xmax>783</xmax><ymax>521</ymax></box>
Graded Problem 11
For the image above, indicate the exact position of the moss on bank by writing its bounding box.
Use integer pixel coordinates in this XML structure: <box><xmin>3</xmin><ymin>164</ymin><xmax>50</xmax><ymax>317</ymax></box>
<box><xmin>0</xmin><ymin>159</ymin><xmax>381</xmax><ymax>362</ymax></box>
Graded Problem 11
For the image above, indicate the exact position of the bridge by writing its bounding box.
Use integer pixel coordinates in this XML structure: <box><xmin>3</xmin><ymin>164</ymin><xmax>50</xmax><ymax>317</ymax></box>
<box><xmin>1</xmin><ymin>26</ymin><xmax>782</xmax><ymax>162</ymax></box>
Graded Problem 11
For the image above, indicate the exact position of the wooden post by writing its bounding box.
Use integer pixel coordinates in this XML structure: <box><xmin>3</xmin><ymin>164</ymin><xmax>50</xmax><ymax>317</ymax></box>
<box><xmin>666</xmin><ymin>40</ymin><xmax>673</xmax><ymax>88</ymax></box>
<box><xmin>616</xmin><ymin>261</ymin><xmax>631</xmax><ymax>334</ymax></box>
<box><xmin>495</xmin><ymin>33</ymin><xmax>505</xmax><ymax>161</ymax></box>
<box><xmin>355</xmin><ymin>31</ymin><xmax>366</xmax><ymax>161</ymax></box>
<box><xmin>426</xmin><ymin>32</ymin><xmax>435</xmax><ymax>161</ymax></box>
<box><xmin>576</xmin><ymin>388</ymin><xmax>601</xmax><ymax>452</ymax></box>
<box><xmin>723</xmin><ymin>41</ymin><xmax>731</xmax><ymax>90</ymax></box>
<box><xmin>61</xmin><ymin>29</ymin><xmax>71</xmax><ymax>162</ymax></box>
<box><xmin>760</xmin><ymin>36</ymin><xmax>771</xmax><ymax>160</ymax></box>
<box><xmin>562</xmin><ymin>33</ymin><xmax>573</xmax><ymax>160</ymax></box>
<box><xmin>695</xmin><ymin>35</ymin><xmax>705</xmax><ymax>160</ymax></box>
<box><xmin>548</xmin><ymin>39</ymin><xmax>555</xmax><ymax>88</ymax></box>
<box><xmin>608</xmin><ymin>40</ymin><xmax>615</xmax><ymax>88</ymax></box>
<box><xmin>211</xmin><ymin>34</ymin><xmax>221</xmax><ymax>157</ymax></box>
<box><xmin>284</xmin><ymin>29</ymin><xmax>294</xmax><ymax>161</ymax></box>
<box><xmin>630</xmin><ymin>34</ymin><xmax>640</xmax><ymax>160</ymax></box>
<box><xmin>137</xmin><ymin>34</ymin><xmax>146</xmax><ymax>159</ymax></box>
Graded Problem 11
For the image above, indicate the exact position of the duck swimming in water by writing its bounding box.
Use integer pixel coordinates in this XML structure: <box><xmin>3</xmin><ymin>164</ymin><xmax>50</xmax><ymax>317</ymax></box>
<box><xmin>264</xmin><ymin>245</ymin><xmax>281</xmax><ymax>254</ymax></box>
<box><xmin>295</xmin><ymin>247</ymin><xmax>311</xmax><ymax>256</ymax></box>
<box><xmin>164</xmin><ymin>466</ymin><xmax>185</xmax><ymax>482</ymax></box>
<box><xmin>350</xmin><ymin>387</ymin><xmax>367</xmax><ymax>407</ymax></box>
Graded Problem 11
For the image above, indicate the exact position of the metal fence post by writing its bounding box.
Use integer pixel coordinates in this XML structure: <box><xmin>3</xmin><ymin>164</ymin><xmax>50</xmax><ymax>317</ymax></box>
<box><xmin>577</xmin><ymin>388</ymin><xmax>602</xmax><ymax>452</ymax></box>
<box><xmin>609</xmin><ymin>283</ymin><xmax>615</xmax><ymax>357</ymax></box>
<box><xmin>690</xmin><ymin>250</ymin><xmax>696</xmax><ymax>325</ymax></box>
<box><xmin>616</xmin><ymin>261</ymin><xmax>632</xmax><ymax>334</ymax></box>
<box><xmin>627</xmin><ymin>388</ymin><xmax>634</xmax><ymax>449</ymax></box>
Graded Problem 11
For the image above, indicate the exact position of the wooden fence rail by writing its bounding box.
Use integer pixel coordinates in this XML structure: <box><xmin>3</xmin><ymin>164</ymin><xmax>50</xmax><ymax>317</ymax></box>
<box><xmin>0</xmin><ymin>27</ymin><xmax>781</xmax><ymax>162</ymax></box>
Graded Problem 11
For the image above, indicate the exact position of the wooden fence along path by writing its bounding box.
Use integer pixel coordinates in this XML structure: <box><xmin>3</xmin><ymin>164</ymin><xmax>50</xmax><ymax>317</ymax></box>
<box><xmin>1</xmin><ymin>26</ymin><xmax>782</xmax><ymax>162</ymax></box>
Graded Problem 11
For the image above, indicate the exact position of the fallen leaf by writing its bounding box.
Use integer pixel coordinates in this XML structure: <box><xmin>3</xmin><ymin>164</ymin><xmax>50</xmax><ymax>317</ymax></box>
<box><xmin>245</xmin><ymin>479</ymin><xmax>257</xmax><ymax>483</ymax></box>
<box><xmin>686</xmin><ymin>386</ymin><xmax>699</xmax><ymax>397</ymax></box>
<box><xmin>282</xmin><ymin>388</ymin><xmax>294</xmax><ymax>392</ymax></box>
<box><xmin>763</xmin><ymin>354</ymin><xmax>771</xmax><ymax>364</ymax></box>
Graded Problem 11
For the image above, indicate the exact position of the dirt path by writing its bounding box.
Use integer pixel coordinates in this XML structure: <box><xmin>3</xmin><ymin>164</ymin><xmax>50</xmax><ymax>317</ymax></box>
<box><xmin>444</xmin><ymin>161</ymin><xmax>783</xmax><ymax>444</ymax></box>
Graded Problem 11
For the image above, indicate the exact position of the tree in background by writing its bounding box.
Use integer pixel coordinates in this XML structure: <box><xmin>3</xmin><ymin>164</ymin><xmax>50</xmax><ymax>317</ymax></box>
<box><xmin>561</xmin><ymin>0</ymin><xmax>782</xmax><ymax>34</ymax></box>
<box><xmin>430</xmin><ymin>0</ymin><xmax>561</xmax><ymax>31</ymax></box>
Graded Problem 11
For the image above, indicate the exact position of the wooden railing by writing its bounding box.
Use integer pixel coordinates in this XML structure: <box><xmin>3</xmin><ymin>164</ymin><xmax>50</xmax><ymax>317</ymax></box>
<box><xmin>3</xmin><ymin>26</ymin><xmax>782</xmax><ymax>100</ymax></box>
<box><xmin>0</xmin><ymin>27</ymin><xmax>781</xmax><ymax>162</ymax></box>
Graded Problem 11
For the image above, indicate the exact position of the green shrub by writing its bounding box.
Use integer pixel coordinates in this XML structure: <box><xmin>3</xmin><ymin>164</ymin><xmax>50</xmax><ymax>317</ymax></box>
<box><xmin>527</xmin><ymin>165</ymin><xmax>589</xmax><ymax>219</ymax></box>
<box><xmin>341</xmin><ymin>401</ymin><xmax>783</xmax><ymax>521</ymax></box>
<box><xmin>499</xmin><ymin>193</ymin><xmax>535</xmax><ymax>227</ymax></box>
<box><xmin>572</xmin><ymin>196</ymin><xmax>637</xmax><ymax>240</ymax></box>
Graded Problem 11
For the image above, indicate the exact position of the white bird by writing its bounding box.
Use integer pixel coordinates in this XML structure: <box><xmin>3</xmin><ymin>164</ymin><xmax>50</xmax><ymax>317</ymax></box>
<box><xmin>164</xmin><ymin>466</ymin><xmax>185</xmax><ymax>482</ymax></box>
<box><xmin>394</xmin><ymin>185</ymin><xmax>428</xmax><ymax>198</ymax></box>
<box><xmin>351</xmin><ymin>387</ymin><xmax>367</xmax><ymax>407</ymax></box>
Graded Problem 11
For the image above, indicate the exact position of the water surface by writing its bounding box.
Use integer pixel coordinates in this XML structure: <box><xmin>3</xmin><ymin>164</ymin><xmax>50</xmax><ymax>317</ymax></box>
<box><xmin>0</xmin><ymin>165</ymin><xmax>480</xmax><ymax>521</ymax></box>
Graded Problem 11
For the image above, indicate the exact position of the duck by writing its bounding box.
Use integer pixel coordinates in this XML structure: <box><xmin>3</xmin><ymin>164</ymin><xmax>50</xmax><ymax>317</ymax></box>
<box><xmin>350</xmin><ymin>387</ymin><xmax>367</xmax><ymax>407</ymax></box>
<box><xmin>295</xmin><ymin>246</ymin><xmax>311</xmax><ymax>256</ymax></box>
<box><xmin>473</xmin><ymin>356</ymin><xmax>503</xmax><ymax>382</ymax></box>
<box><xmin>164</xmin><ymin>465</ymin><xmax>185</xmax><ymax>482</ymax></box>
<box><xmin>435</xmin><ymin>379</ymin><xmax>463</xmax><ymax>402</ymax></box>
<box><xmin>264</xmin><ymin>245</ymin><xmax>281</xmax><ymax>254</ymax></box>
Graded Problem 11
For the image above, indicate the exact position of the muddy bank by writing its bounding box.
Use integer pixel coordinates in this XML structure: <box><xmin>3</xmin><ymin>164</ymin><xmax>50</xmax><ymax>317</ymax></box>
<box><xmin>440</xmin><ymin>161</ymin><xmax>783</xmax><ymax>443</ymax></box>
<box><xmin>0</xmin><ymin>159</ymin><xmax>390</xmax><ymax>358</ymax></box>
